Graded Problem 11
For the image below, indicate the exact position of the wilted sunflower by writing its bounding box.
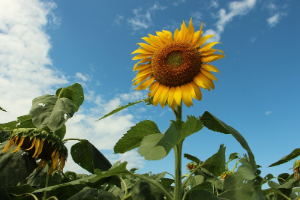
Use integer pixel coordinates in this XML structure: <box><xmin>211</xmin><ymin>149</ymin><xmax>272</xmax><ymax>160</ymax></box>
<box><xmin>132</xmin><ymin>18</ymin><xmax>224</xmax><ymax>109</ymax></box>
<box><xmin>2</xmin><ymin>128</ymin><xmax>67</xmax><ymax>174</ymax></box>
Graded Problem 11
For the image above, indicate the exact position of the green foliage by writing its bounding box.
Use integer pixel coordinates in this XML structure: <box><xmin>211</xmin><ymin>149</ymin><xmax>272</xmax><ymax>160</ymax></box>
<box><xmin>269</xmin><ymin>148</ymin><xmax>300</xmax><ymax>167</ymax></box>
<box><xmin>30</xmin><ymin>94</ymin><xmax>76</xmax><ymax>131</ymax></box>
<box><xmin>201</xmin><ymin>145</ymin><xmax>226</xmax><ymax>177</ymax></box>
<box><xmin>114</xmin><ymin>120</ymin><xmax>161</xmax><ymax>154</ymax></box>
<box><xmin>55</xmin><ymin>83</ymin><xmax>84</xmax><ymax>113</ymax></box>
<box><xmin>97</xmin><ymin>99</ymin><xmax>146</xmax><ymax>121</ymax></box>
<box><xmin>71</xmin><ymin>140</ymin><xmax>112</xmax><ymax>174</ymax></box>
<box><xmin>2</xmin><ymin>82</ymin><xmax>299</xmax><ymax>200</ymax></box>
<box><xmin>200</xmin><ymin>111</ymin><xmax>257</xmax><ymax>171</ymax></box>
<box><xmin>0</xmin><ymin>141</ymin><xmax>37</xmax><ymax>187</ymax></box>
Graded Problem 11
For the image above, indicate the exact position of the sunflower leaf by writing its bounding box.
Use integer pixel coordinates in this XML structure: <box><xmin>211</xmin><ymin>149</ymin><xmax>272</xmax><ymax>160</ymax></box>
<box><xmin>269</xmin><ymin>148</ymin><xmax>300</xmax><ymax>167</ymax></box>
<box><xmin>138</xmin><ymin>121</ymin><xmax>181</xmax><ymax>160</ymax></box>
<box><xmin>71</xmin><ymin>140</ymin><xmax>112</xmax><ymax>174</ymax></box>
<box><xmin>97</xmin><ymin>99</ymin><xmax>146</xmax><ymax>121</ymax></box>
<box><xmin>184</xmin><ymin>153</ymin><xmax>202</xmax><ymax>164</ymax></box>
<box><xmin>30</xmin><ymin>94</ymin><xmax>76</xmax><ymax>131</ymax></box>
<box><xmin>201</xmin><ymin>144</ymin><xmax>226</xmax><ymax>177</ymax></box>
<box><xmin>180</xmin><ymin>115</ymin><xmax>203</xmax><ymax>139</ymax></box>
<box><xmin>200</xmin><ymin>111</ymin><xmax>256</xmax><ymax>171</ymax></box>
<box><xmin>114</xmin><ymin>120</ymin><xmax>161</xmax><ymax>153</ymax></box>
<box><xmin>55</xmin><ymin>83</ymin><xmax>84</xmax><ymax>113</ymax></box>
<box><xmin>0</xmin><ymin>141</ymin><xmax>37</xmax><ymax>187</ymax></box>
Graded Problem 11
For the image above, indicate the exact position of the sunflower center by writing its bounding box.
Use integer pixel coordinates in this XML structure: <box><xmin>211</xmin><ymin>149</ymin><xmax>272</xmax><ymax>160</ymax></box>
<box><xmin>164</xmin><ymin>51</ymin><xmax>184</xmax><ymax>69</ymax></box>
<box><xmin>151</xmin><ymin>41</ymin><xmax>201</xmax><ymax>87</ymax></box>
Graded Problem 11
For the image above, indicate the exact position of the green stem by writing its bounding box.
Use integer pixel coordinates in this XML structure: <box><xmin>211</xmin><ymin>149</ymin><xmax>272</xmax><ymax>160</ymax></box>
<box><xmin>181</xmin><ymin>163</ymin><xmax>203</xmax><ymax>191</ymax></box>
<box><xmin>173</xmin><ymin>105</ymin><xmax>182</xmax><ymax>200</ymax></box>
<box><xmin>43</xmin><ymin>172</ymin><xmax>50</xmax><ymax>200</ymax></box>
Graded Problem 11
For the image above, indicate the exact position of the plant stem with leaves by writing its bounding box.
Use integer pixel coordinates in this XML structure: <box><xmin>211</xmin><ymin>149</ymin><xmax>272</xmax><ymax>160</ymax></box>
<box><xmin>174</xmin><ymin>105</ymin><xmax>182</xmax><ymax>200</ymax></box>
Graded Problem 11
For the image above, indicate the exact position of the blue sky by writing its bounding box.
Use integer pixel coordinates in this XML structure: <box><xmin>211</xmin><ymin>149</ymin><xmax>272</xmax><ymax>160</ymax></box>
<box><xmin>0</xmin><ymin>0</ymin><xmax>300</xmax><ymax>181</ymax></box>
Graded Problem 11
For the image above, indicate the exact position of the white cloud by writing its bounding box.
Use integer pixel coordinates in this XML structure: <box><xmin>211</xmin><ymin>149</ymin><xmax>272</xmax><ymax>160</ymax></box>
<box><xmin>0</xmin><ymin>0</ymin><xmax>146</xmax><ymax>173</ymax></box>
<box><xmin>250</xmin><ymin>37</ymin><xmax>256</xmax><ymax>43</ymax></box>
<box><xmin>75</xmin><ymin>72</ymin><xmax>88</xmax><ymax>81</ymax></box>
<box><xmin>120</xmin><ymin>90</ymin><xmax>145</xmax><ymax>101</ymax></box>
<box><xmin>267</xmin><ymin>3</ymin><xmax>277</xmax><ymax>11</ymax></box>
<box><xmin>114</xmin><ymin>14</ymin><xmax>124</xmax><ymax>25</ymax></box>
<box><xmin>174</xmin><ymin>0</ymin><xmax>185</xmax><ymax>6</ymax></box>
<box><xmin>127</xmin><ymin>3</ymin><xmax>167</xmax><ymax>31</ymax></box>
<box><xmin>190</xmin><ymin>12</ymin><xmax>203</xmax><ymax>26</ymax></box>
<box><xmin>265</xmin><ymin>111</ymin><xmax>272</xmax><ymax>115</ymax></box>
<box><xmin>204</xmin><ymin>0</ymin><xmax>256</xmax><ymax>42</ymax></box>
<box><xmin>210</xmin><ymin>0</ymin><xmax>219</xmax><ymax>8</ymax></box>
<box><xmin>267</xmin><ymin>12</ymin><xmax>286</xmax><ymax>27</ymax></box>
<box><xmin>0</xmin><ymin>0</ymin><xmax>67</xmax><ymax>122</ymax></box>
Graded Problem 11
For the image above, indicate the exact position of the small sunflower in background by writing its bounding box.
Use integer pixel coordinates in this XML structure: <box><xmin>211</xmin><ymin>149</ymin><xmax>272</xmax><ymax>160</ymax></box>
<box><xmin>132</xmin><ymin>18</ymin><xmax>224</xmax><ymax>110</ymax></box>
<box><xmin>2</xmin><ymin>128</ymin><xmax>67</xmax><ymax>174</ymax></box>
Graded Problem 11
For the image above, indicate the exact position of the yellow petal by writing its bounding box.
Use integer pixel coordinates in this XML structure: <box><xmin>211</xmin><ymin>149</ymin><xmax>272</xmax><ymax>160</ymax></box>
<box><xmin>137</xmin><ymin>43</ymin><xmax>157</xmax><ymax>52</ymax></box>
<box><xmin>153</xmin><ymin>85</ymin><xmax>165</xmax><ymax>106</ymax></box>
<box><xmin>181</xmin><ymin>84</ymin><xmax>193</xmax><ymax>107</ymax></box>
<box><xmin>26</xmin><ymin>137</ymin><xmax>36</xmax><ymax>150</ymax></box>
<box><xmin>199</xmin><ymin>49</ymin><xmax>218</xmax><ymax>56</ymax></box>
<box><xmin>136</xmin><ymin>77</ymin><xmax>155</xmax><ymax>90</ymax></box>
<box><xmin>133</xmin><ymin>63</ymin><xmax>151</xmax><ymax>71</ymax></box>
<box><xmin>170</xmin><ymin>99</ymin><xmax>177</xmax><ymax>110</ymax></box>
<box><xmin>132</xmin><ymin>48</ymin><xmax>153</xmax><ymax>55</ymax></box>
<box><xmin>132</xmin><ymin>54</ymin><xmax>152</xmax><ymax>60</ymax></box>
<box><xmin>136</xmin><ymin>68</ymin><xmax>152</xmax><ymax>77</ymax></box>
<box><xmin>173</xmin><ymin>86</ymin><xmax>182</xmax><ymax>106</ymax></box>
<box><xmin>202</xmin><ymin>64</ymin><xmax>220</xmax><ymax>73</ymax></box>
<box><xmin>51</xmin><ymin>149</ymin><xmax>57</xmax><ymax>159</ymax></box>
<box><xmin>201</xmin><ymin>54</ymin><xmax>225</xmax><ymax>63</ymax></box>
<box><xmin>190</xmin><ymin>82</ymin><xmax>202</xmax><ymax>100</ymax></box>
<box><xmin>133</xmin><ymin>73</ymin><xmax>152</xmax><ymax>85</ymax></box>
<box><xmin>194</xmin><ymin>34</ymin><xmax>214</xmax><ymax>48</ymax></box>
<box><xmin>174</xmin><ymin>28</ymin><xmax>180</xmax><ymax>41</ymax></box>
<box><xmin>167</xmin><ymin>87</ymin><xmax>175</xmax><ymax>107</ymax></box>
<box><xmin>156</xmin><ymin>31</ymin><xmax>172</xmax><ymax>43</ymax></box>
<box><xmin>191</xmin><ymin>22</ymin><xmax>203</xmax><ymax>46</ymax></box>
<box><xmin>32</xmin><ymin>138</ymin><xmax>40</xmax><ymax>158</ymax></box>
<box><xmin>133</xmin><ymin>58</ymin><xmax>151</xmax><ymax>69</ymax></box>
<box><xmin>200</xmin><ymin>68</ymin><xmax>218</xmax><ymax>81</ymax></box>
<box><xmin>141</xmin><ymin>37</ymin><xmax>152</xmax><ymax>45</ymax></box>
<box><xmin>160</xmin><ymin>86</ymin><xmax>169</xmax><ymax>108</ymax></box>
<box><xmin>36</xmin><ymin>139</ymin><xmax>44</xmax><ymax>157</ymax></box>
<box><xmin>193</xmin><ymin>73</ymin><xmax>210</xmax><ymax>90</ymax></box>
<box><xmin>2</xmin><ymin>139</ymin><xmax>13</xmax><ymax>153</ymax></box>
<box><xmin>149</xmin><ymin>81</ymin><xmax>160</xmax><ymax>96</ymax></box>
<box><xmin>187</xmin><ymin>18</ymin><xmax>194</xmax><ymax>42</ymax></box>
<box><xmin>162</xmin><ymin>30</ymin><xmax>173</xmax><ymax>41</ymax></box>
<box><xmin>11</xmin><ymin>137</ymin><xmax>25</xmax><ymax>153</ymax></box>
<box><xmin>180</xmin><ymin>20</ymin><xmax>188</xmax><ymax>41</ymax></box>
<box><xmin>148</xmin><ymin>34</ymin><xmax>163</xmax><ymax>46</ymax></box>
<box><xmin>199</xmin><ymin>42</ymin><xmax>221</xmax><ymax>52</ymax></box>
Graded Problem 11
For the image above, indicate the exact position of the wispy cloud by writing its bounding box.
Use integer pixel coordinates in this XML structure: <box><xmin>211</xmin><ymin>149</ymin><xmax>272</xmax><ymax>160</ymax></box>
<box><xmin>127</xmin><ymin>3</ymin><xmax>167</xmax><ymax>31</ymax></box>
<box><xmin>210</xmin><ymin>0</ymin><xmax>219</xmax><ymax>8</ymax></box>
<box><xmin>267</xmin><ymin>12</ymin><xmax>287</xmax><ymax>27</ymax></box>
<box><xmin>190</xmin><ymin>12</ymin><xmax>202</xmax><ymax>26</ymax></box>
<box><xmin>265</xmin><ymin>2</ymin><xmax>288</xmax><ymax>27</ymax></box>
<box><xmin>204</xmin><ymin>0</ymin><xmax>257</xmax><ymax>42</ymax></box>
<box><xmin>114</xmin><ymin>14</ymin><xmax>124</xmax><ymax>25</ymax></box>
<box><xmin>265</xmin><ymin>111</ymin><xmax>273</xmax><ymax>116</ymax></box>
<box><xmin>173</xmin><ymin>0</ymin><xmax>185</xmax><ymax>6</ymax></box>
<box><xmin>75</xmin><ymin>72</ymin><xmax>89</xmax><ymax>81</ymax></box>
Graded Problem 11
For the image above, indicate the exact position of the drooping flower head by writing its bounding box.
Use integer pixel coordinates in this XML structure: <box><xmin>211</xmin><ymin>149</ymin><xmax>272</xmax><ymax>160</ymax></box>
<box><xmin>132</xmin><ymin>18</ymin><xmax>224</xmax><ymax>109</ymax></box>
<box><xmin>2</xmin><ymin>128</ymin><xmax>67</xmax><ymax>174</ymax></box>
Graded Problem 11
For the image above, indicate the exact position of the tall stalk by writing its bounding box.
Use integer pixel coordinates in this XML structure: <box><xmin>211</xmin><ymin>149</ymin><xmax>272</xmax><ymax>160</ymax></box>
<box><xmin>173</xmin><ymin>104</ymin><xmax>182</xmax><ymax>200</ymax></box>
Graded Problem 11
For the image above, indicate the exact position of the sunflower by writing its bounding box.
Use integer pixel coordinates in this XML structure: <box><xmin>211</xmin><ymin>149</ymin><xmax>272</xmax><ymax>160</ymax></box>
<box><xmin>2</xmin><ymin>128</ymin><xmax>67</xmax><ymax>174</ymax></box>
<box><xmin>132</xmin><ymin>18</ymin><xmax>224</xmax><ymax>109</ymax></box>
